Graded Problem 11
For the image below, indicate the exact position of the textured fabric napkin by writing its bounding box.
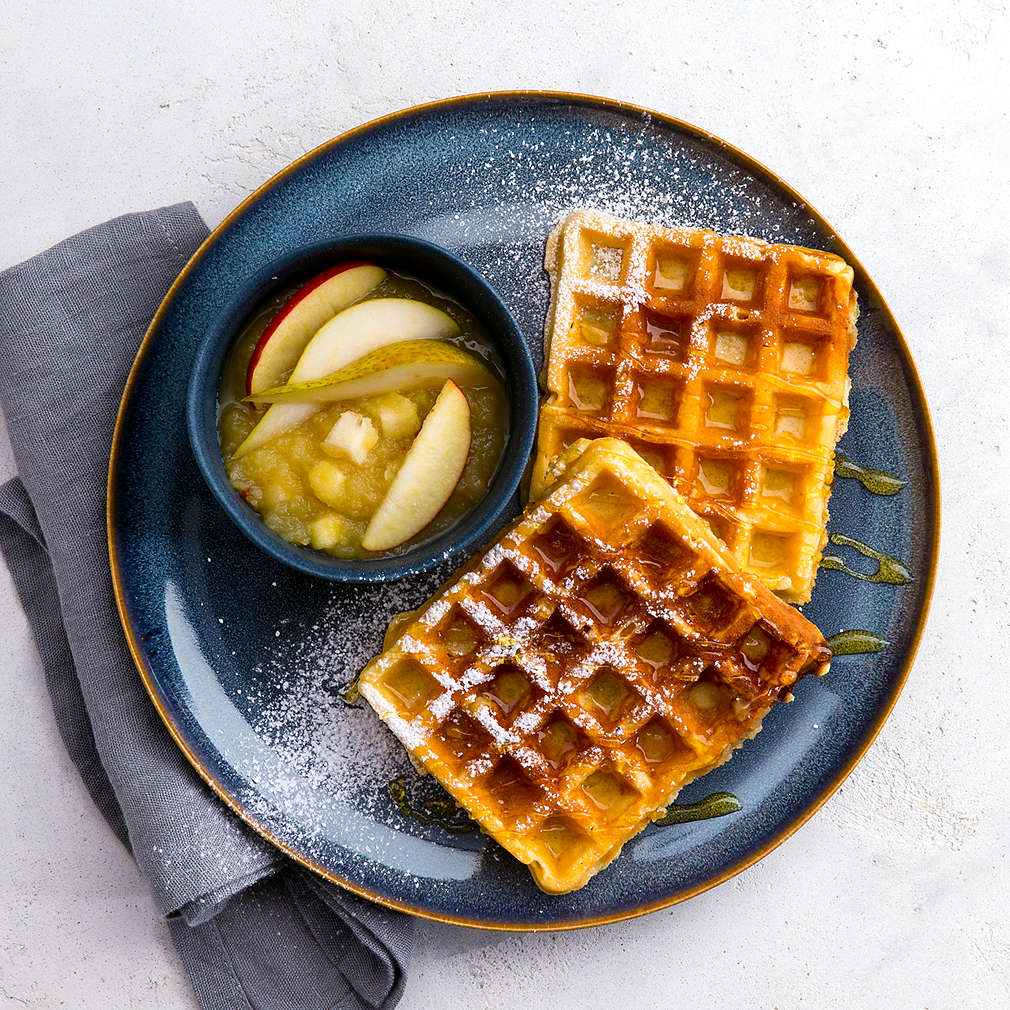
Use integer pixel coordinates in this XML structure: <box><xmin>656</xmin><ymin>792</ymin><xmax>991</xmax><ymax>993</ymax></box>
<box><xmin>0</xmin><ymin>205</ymin><xmax>414</xmax><ymax>1009</ymax></box>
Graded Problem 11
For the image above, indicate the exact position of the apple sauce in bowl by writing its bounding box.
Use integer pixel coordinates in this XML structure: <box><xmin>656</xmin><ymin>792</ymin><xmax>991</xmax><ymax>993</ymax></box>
<box><xmin>217</xmin><ymin>266</ymin><xmax>507</xmax><ymax>558</ymax></box>
<box><xmin>186</xmin><ymin>235</ymin><xmax>537</xmax><ymax>582</ymax></box>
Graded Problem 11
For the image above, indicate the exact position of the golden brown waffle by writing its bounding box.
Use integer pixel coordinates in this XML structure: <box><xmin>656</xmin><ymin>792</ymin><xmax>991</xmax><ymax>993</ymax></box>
<box><xmin>531</xmin><ymin>208</ymin><xmax>858</xmax><ymax>603</ymax></box>
<box><xmin>359</xmin><ymin>438</ymin><xmax>830</xmax><ymax>894</ymax></box>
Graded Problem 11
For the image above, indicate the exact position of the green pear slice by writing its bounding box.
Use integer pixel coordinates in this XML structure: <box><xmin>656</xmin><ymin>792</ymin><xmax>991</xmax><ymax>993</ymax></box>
<box><xmin>246</xmin><ymin>340</ymin><xmax>495</xmax><ymax>404</ymax></box>
<box><xmin>233</xmin><ymin>298</ymin><xmax>458</xmax><ymax>458</ymax></box>
<box><xmin>362</xmin><ymin>380</ymin><xmax>471</xmax><ymax>551</ymax></box>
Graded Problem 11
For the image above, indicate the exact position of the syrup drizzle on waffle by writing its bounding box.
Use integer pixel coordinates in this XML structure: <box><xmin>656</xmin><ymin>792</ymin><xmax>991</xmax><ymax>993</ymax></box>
<box><xmin>360</xmin><ymin>439</ymin><xmax>830</xmax><ymax>893</ymax></box>
<box><xmin>532</xmin><ymin>209</ymin><xmax>859</xmax><ymax>604</ymax></box>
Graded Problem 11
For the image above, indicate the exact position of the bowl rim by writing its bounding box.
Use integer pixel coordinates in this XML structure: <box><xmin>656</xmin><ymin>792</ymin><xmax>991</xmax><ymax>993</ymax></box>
<box><xmin>185</xmin><ymin>232</ymin><xmax>538</xmax><ymax>582</ymax></box>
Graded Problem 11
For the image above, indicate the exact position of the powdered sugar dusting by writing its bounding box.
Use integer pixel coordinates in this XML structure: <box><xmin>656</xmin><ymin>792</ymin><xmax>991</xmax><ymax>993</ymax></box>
<box><xmin>224</xmin><ymin>566</ymin><xmax>460</xmax><ymax>862</ymax></box>
<box><xmin>410</xmin><ymin>114</ymin><xmax>825</xmax><ymax>367</ymax></box>
<box><xmin>195</xmin><ymin>106</ymin><xmax>835</xmax><ymax>899</ymax></box>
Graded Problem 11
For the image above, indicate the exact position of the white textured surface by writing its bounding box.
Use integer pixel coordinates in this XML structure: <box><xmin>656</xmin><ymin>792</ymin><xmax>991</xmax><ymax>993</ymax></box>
<box><xmin>1</xmin><ymin>2</ymin><xmax>1008</xmax><ymax>1007</ymax></box>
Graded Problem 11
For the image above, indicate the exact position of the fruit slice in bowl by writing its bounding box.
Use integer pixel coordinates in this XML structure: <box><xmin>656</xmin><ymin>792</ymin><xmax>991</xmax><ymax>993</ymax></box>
<box><xmin>247</xmin><ymin>340</ymin><xmax>496</xmax><ymax>404</ymax></box>
<box><xmin>362</xmin><ymin>379</ymin><xmax>472</xmax><ymax>551</ymax></box>
<box><xmin>234</xmin><ymin>298</ymin><xmax>459</xmax><ymax>458</ymax></box>
<box><xmin>246</xmin><ymin>263</ymin><xmax>386</xmax><ymax>395</ymax></box>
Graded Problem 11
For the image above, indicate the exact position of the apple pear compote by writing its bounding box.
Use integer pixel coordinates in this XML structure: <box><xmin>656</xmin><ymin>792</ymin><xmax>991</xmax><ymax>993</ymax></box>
<box><xmin>218</xmin><ymin>268</ymin><xmax>508</xmax><ymax>558</ymax></box>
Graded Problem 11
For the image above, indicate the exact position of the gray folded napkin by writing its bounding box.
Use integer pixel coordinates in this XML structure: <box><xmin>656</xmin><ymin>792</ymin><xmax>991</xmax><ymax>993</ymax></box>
<box><xmin>0</xmin><ymin>204</ymin><xmax>414</xmax><ymax>1010</ymax></box>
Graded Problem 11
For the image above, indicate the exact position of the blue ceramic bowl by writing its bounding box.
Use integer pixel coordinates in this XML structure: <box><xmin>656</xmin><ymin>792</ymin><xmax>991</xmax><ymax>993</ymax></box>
<box><xmin>186</xmin><ymin>235</ymin><xmax>538</xmax><ymax>581</ymax></box>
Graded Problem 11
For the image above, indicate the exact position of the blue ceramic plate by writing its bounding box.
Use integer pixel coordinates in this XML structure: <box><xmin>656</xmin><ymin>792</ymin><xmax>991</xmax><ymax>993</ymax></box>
<box><xmin>109</xmin><ymin>92</ymin><xmax>938</xmax><ymax>930</ymax></box>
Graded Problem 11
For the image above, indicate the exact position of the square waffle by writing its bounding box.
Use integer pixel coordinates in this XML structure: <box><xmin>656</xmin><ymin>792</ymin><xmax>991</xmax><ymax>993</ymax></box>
<box><xmin>531</xmin><ymin>208</ymin><xmax>858</xmax><ymax>603</ymax></box>
<box><xmin>359</xmin><ymin>438</ymin><xmax>831</xmax><ymax>894</ymax></box>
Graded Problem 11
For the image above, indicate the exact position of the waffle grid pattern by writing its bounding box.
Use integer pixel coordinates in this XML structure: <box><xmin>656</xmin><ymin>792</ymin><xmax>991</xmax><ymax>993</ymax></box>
<box><xmin>531</xmin><ymin>209</ymin><xmax>858</xmax><ymax>603</ymax></box>
<box><xmin>360</xmin><ymin>440</ymin><xmax>830</xmax><ymax>893</ymax></box>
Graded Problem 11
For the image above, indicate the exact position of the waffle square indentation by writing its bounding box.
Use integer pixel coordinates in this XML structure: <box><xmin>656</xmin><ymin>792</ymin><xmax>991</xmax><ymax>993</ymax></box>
<box><xmin>538</xmin><ymin>714</ymin><xmax>586</xmax><ymax>769</ymax></box>
<box><xmin>703</xmin><ymin>384</ymin><xmax>752</xmax><ymax>432</ymax></box>
<box><xmin>772</xmin><ymin>394</ymin><xmax>818</xmax><ymax>444</ymax></box>
<box><xmin>650</xmin><ymin>244</ymin><xmax>701</xmax><ymax>295</ymax></box>
<box><xmin>576</xmin><ymin>304</ymin><xmax>618</xmax><ymax>347</ymax></box>
<box><xmin>682</xmin><ymin>576</ymin><xmax>740</xmax><ymax>635</ymax></box>
<box><xmin>747</xmin><ymin>530</ymin><xmax>797</xmax><ymax>577</ymax></box>
<box><xmin>631</xmin><ymin>621</ymin><xmax>680</xmax><ymax>670</ymax></box>
<box><xmin>787</xmin><ymin>272</ymin><xmax>827</xmax><ymax>315</ymax></box>
<box><xmin>696</xmin><ymin>456</ymin><xmax>740</xmax><ymax>500</ymax></box>
<box><xmin>633</xmin><ymin>373</ymin><xmax>683</xmax><ymax>424</ymax></box>
<box><xmin>567</xmin><ymin>364</ymin><xmax>614</xmax><ymax>413</ymax></box>
<box><xmin>439</xmin><ymin>606</ymin><xmax>486</xmax><ymax>663</ymax></box>
<box><xmin>578</xmin><ymin>666</ymin><xmax>637</xmax><ymax>724</ymax></box>
<box><xmin>710</xmin><ymin>322</ymin><xmax>759</xmax><ymax>369</ymax></box>
<box><xmin>481</xmin><ymin>664</ymin><xmax>536</xmax><ymax>720</ymax></box>
<box><xmin>573</xmin><ymin>474</ymin><xmax>641</xmax><ymax>536</ymax></box>
<box><xmin>779</xmin><ymin>331</ymin><xmax>828</xmax><ymax>381</ymax></box>
<box><xmin>719</xmin><ymin>257</ymin><xmax>766</xmax><ymax>304</ymax></box>
<box><xmin>643</xmin><ymin>311</ymin><xmax>692</xmax><ymax>360</ymax></box>
<box><xmin>486</xmin><ymin>757</ymin><xmax>542</xmax><ymax>816</ymax></box>
<box><xmin>634</xmin><ymin>717</ymin><xmax>692</xmax><ymax>764</ymax></box>
<box><xmin>531</xmin><ymin>518</ymin><xmax>585</xmax><ymax>579</ymax></box>
<box><xmin>434</xmin><ymin>709</ymin><xmax>495</xmax><ymax>764</ymax></box>
<box><xmin>479</xmin><ymin>561</ymin><xmax>535</xmax><ymax>619</ymax></box>
<box><xmin>382</xmin><ymin>659</ymin><xmax>441</xmax><ymax>714</ymax></box>
<box><xmin>580</xmin><ymin>768</ymin><xmax>638</xmax><ymax>816</ymax></box>
<box><xmin>757</xmin><ymin>463</ymin><xmax>806</xmax><ymax>513</ymax></box>
<box><xmin>581</xmin><ymin>231</ymin><xmax>628</xmax><ymax>283</ymax></box>
<box><xmin>577</xmin><ymin>570</ymin><xmax>635</xmax><ymax>628</ymax></box>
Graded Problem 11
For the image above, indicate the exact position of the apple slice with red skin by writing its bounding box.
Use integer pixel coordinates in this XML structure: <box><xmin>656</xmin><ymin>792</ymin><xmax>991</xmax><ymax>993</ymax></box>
<box><xmin>246</xmin><ymin>262</ymin><xmax>386</xmax><ymax>396</ymax></box>
<box><xmin>361</xmin><ymin>380</ymin><xmax>471</xmax><ymax>551</ymax></box>
<box><xmin>233</xmin><ymin>298</ymin><xmax>459</xmax><ymax>459</ymax></box>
